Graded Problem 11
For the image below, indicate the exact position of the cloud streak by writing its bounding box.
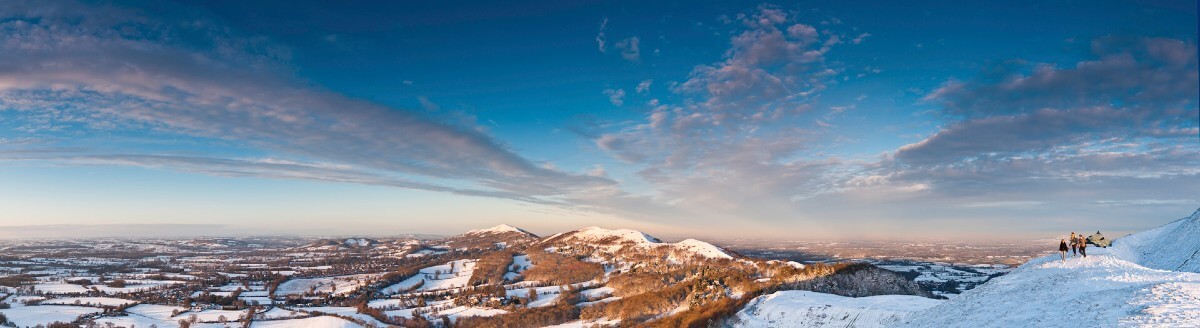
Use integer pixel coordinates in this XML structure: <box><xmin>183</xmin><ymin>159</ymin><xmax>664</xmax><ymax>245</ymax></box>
<box><xmin>591</xmin><ymin>5</ymin><xmax>853</xmax><ymax>223</ymax></box>
<box><xmin>851</xmin><ymin>37</ymin><xmax>1200</xmax><ymax>211</ymax></box>
<box><xmin>0</xmin><ymin>1</ymin><xmax>613</xmax><ymax>205</ymax></box>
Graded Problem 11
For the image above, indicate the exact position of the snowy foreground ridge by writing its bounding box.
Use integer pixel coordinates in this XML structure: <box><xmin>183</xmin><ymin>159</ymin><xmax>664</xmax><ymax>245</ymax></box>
<box><xmin>733</xmin><ymin>291</ymin><xmax>940</xmax><ymax>328</ymax></box>
<box><xmin>736</xmin><ymin>208</ymin><xmax>1200</xmax><ymax>328</ymax></box>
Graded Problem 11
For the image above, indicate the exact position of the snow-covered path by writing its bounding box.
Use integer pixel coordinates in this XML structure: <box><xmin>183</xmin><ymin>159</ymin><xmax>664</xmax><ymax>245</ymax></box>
<box><xmin>898</xmin><ymin>248</ymin><xmax>1200</xmax><ymax>327</ymax></box>
<box><xmin>899</xmin><ymin>208</ymin><xmax>1200</xmax><ymax>327</ymax></box>
<box><xmin>736</xmin><ymin>208</ymin><xmax>1200</xmax><ymax>328</ymax></box>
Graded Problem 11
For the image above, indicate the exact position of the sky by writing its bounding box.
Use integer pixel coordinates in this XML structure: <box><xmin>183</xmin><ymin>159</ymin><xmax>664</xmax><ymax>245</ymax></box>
<box><xmin>0</xmin><ymin>0</ymin><xmax>1196</xmax><ymax>240</ymax></box>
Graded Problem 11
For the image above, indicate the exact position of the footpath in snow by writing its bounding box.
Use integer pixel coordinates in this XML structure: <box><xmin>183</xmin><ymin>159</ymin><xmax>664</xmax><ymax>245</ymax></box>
<box><xmin>736</xmin><ymin>208</ymin><xmax>1200</xmax><ymax>328</ymax></box>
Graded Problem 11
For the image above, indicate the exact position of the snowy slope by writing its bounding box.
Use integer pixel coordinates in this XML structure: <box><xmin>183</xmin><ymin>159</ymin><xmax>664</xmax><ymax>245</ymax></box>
<box><xmin>380</xmin><ymin>259</ymin><xmax>476</xmax><ymax>294</ymax></box>
<box><xmin>566</xmin><ymin>226</ymin><xmax>662</xmax><ymax>244</ymax></box>
<box><xmin>252</xmin><ymin>316</ymin><xmax>364</xmax><ymax>328</ymax></box>
<box><xmin>733</xmin><ymin>291</ymin><xmax>941</xmax><ymax>328</ymax></box>
<box><xmin>466</xmin><ymin>224</ymin><xmax>536</xmax><ymax>237</ymax></box>
<box><xmin>1109</xmin><ymin>208</ymin><xmax>1200</xmax><ymax>273</ymax></box>
<box><xmin>274</xmin><ymin>274</ymin><xmax>375</xmax><ymax>297</ymax></box>
<box><xmin>548</xmin><ymin>226</ymin><xmax>734</xmax><ymax>259</ymax></box>
<box><xmin>734</xmin><ymin>208</ymin><xmax>1200</xmax><ymax>327</ymax></box>
<box><xmin>896</xmin><ymin>208</ymin><xmax>1200</xmax><ymax>327</ymax></box>
<box><xmin>674</xmin><ymin>238</ymin><xmax>734</xmax><ymax>259</ymax></box>
<box><xmin>897</xmin><ymin>248</ymin><xmax>1200</xmax><ymax>327</ymax></box>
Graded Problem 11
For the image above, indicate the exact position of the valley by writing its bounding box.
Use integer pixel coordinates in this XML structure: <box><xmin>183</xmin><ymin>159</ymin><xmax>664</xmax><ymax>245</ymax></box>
<box><xmin>1</xmin><ymin>208</ymin><xmax>1197</xmax><ymax>328</ymax></box>
<box><xmin>0</xmin><ymin>225</ymin><xmax>981</xmax><ymax>327</ymax></box>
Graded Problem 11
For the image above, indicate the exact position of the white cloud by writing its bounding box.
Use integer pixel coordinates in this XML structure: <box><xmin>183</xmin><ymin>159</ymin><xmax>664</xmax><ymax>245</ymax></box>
<box><xmin>616</xmin><ymin>37</ymin><xmax>640</xmax><ymax>62</ymax></box>
<box><xmin>603</xmin><ymin>88</ymin><xmax>626</xmax><ymax>106</ymax></box>
<box><xmin>851</xmin><ymin>33</ymin><xmax>871</xmax><ymax>44</ymax></box>
<box><xmin>596</xmin><ymin>17</ymin><xmax>608</xmax><ymax>53</ymax></box>
<box><xmin>636</xmin><ymin>79</ymin><xmax>653</xmax><ymax>94</ymax></box>
<box><xmin>590</xmin><ymin>5</ymin><xmax>850</xmax><ymax>224</ymax></box>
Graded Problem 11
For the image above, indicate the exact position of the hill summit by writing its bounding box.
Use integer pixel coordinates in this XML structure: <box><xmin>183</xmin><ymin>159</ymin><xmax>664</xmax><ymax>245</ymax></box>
<box><xmin>465</xmin><ymin>224</ymin><xmax>538</xmax><ymax>237</ymax></box>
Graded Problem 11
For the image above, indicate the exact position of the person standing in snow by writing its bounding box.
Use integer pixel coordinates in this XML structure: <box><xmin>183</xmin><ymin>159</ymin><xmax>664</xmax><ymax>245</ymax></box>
<box><xmin>1069</xmin><ymin>232</ymin><xmax>1078</xmax><ymax>257</ymax></box>
<box><xmin>1078</xmin><ymin>235</ymin><xmax>1087</xmax><ymax>258</ymax></box>
<box><xmin>1059</xmin><ymin>239</ymin><xmax>1069</xmax><ymax>262</ymax></box>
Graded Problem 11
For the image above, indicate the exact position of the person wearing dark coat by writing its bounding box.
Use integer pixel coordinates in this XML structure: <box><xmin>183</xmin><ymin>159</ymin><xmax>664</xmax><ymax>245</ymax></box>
<box><xmin>1069</xmin><ymin>232</ymin><xmax>1078</xmax><ymax>256</ymax></box>
<box><xmin>1059</xmin><ymin>239</ymin><xmax>1069</xmax><ymax>262</ymax></box>
<box><xmin>1078</xmin><ymin>235</ymin><xmax>1087</xmax><ymax>258</ymax></box>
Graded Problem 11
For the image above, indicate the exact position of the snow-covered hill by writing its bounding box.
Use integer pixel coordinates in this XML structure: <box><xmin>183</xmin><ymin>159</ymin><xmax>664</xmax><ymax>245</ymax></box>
<box><xmin>898</xmin><ymin>207</ymin><xmax>1200</xmax><ymax>327</ymax></box>
<box><xmin>441</xmin><ymin>224</ymin><xmax>540</xmax><ymax>250</ymax></box>
<box><xmin>733</xmin><ymin>291</ymin><xmax>941</xmax><ymax>328</ymax></box>
<box><xmin>674</xmin><ymin>238</ymin><xmax>734</xmax><ymax>260</ymax></box>
<box><xmin>735</xmin><ymin>208</ymin><xmax>1200</xmax><ymax>327</ymax></box>
<box><xmin>544</xmin><ymin>226</ymin><xmax>735</xmax><ymax>259</ymax></box>
<box><xmin>1109</xmin><ymin>208</ymin><xmax>1200</xmax><ymax>273</ymax></box>
<box><xmin>897</xmin><ymin>247</ymin><xmax>1200</xmax><ymax>327</ymax></box>
<box><xmin>465</xmin><ymin>224</ymin><xmax>538</xmax><ymax>238</ymax></box>
<box><xmin>550</xmin><ymin>226</ymin><xmax>662</xmax><ymax>244</ymax></box>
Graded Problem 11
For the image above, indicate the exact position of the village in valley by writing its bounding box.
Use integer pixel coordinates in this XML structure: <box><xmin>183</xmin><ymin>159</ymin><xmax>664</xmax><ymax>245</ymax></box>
<box><xmin>0</xmin><ymin>224</ymin><xmax>1010</xmax><ymax>328</ymax></box>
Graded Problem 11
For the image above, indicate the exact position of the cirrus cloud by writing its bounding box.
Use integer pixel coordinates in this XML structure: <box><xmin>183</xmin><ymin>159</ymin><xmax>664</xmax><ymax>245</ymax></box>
<box><xmin>0</xmin><ymin>1</ymin><xmax>614</xmax><ymax>204</ymax></box>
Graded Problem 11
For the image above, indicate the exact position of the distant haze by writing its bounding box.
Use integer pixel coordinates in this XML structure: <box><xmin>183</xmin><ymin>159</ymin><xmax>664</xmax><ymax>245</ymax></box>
<box><xmin>0</xmin><ymin>224</ymin><xmax>234</xmax><ymax>239</ymax></box>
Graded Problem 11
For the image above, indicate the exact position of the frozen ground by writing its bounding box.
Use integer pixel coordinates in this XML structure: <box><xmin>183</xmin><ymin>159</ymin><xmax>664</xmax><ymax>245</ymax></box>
<box><xmin>380</xmin><ymin>259</ymin><xmax>476</xmax><ymax>294</ymax></box>
<box><xmin>1109</xmin><ymin>208</ymin><xmax>1200</xmax><ymax>273</ymax></box>
<box><xmin>0</xmin><ymin>299</ymin><xmax>102</xmax><ymax>327</ymax></box>
<box><xmin>898</xmin><ymin>247</ymin><xmax>1200</xmax><ymax>327</ymax></box>
<box><xmin>504</xmin><ymin>254</ymin><xmax>532</xmax><ymax>280</ymax></box>
<box><xmin>274</xmin><ymin>274</ymin><xmax>376</xmax><ymax>297</ymax></box>
<box><xmin>736</xmin><ymin>208</ymin><xmax>1200</xmax><ymax>327</ymax></box>
<box><xmin>251</xmin><ymin>316</ymin><xmax>364</xmax><ymax>328</ymax></box>
<box><xmin>380</xmin><ymin>299</ymin><xmax>508</xmax><ymax>322</ymax></box>
<box><xmin>295</xmin><ymin>306</ymin><xmax>390</xmax><ymax>327</ymax></box>
<box><xmin>899</xmin><ymin>209</ymin><xmax>1200</xmax><ymax>327</ymax></box>
<box><xmin>40</xmin><ymin>296</ymin><xmax>137</xmax><ymax>307</ymax></box>
<box><xmin>733</xmin><ymin>291</ymin><xmax>941</xmax><ymax>328</ymax></box>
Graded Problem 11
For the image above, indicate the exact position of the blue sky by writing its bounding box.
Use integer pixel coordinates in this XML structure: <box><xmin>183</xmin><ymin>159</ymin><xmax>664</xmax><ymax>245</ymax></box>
<box><xmin>0</xmin><ymin>0</ymin><xmax>1196</xmax><ymax>240</ymax></box>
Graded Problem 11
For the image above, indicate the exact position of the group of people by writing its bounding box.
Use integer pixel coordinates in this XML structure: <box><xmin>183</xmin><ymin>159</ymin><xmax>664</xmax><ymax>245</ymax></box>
<box><xmin>1058</xmin><ymin>232</ymin><xmax>1089</xmax><ymax>262</ymax></box>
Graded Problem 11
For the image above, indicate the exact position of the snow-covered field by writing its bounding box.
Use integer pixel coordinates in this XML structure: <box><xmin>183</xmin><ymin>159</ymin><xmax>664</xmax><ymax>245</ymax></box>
<box><xmin>34</xmin><ymin>279</ymin><xmax>186</xmax><ymax>295</ymax></box>
<box><xmin>897</xmin><ymin>247</ymin><xmax>1200</xmax><ymax>327</ymax></box>
<box><xmin>0</xmin><ymin>300</ymin><xmax>102</xmax><ymax>327</ymax></box>
<box><xmin>251</xmin><ymin>316</ymin><xmax>363</xmax><ymax>328</ymax></box>
<box><xmin>41</xmin><ymin>296</ymin><xmax>137</xmax><ymax>307</ymax></box>
<box><xmin>733</xmin><ymin>291</ymin><xmax>941</xmax><ymax>327</ymax></box>
<box><xmin>380</xmin><ymin>259</ymin><xmax>476</xmax><ymax>294</ymax></box>
<box><xmin>185</xmin><ymin>308</ymin><xmax>248</xmax><ymax>322</ymax></box>
<box><xmin>874</xmin><ymin>260</ymin><xmax>1011</xmax><ymax>297</ymax></box>
<box><xmin>274</xmin><ymin>274</ymin><xmax>376</xmax><ymax>297</ymax></box>
<box><xmin>737</xmin><ymin>208</ymin><xmax>1200</xmax><ymax>327</ymax></box>
<box><xmin>504</xmin><ymin>254</ymin><xmax>532</xmax><ymax>280</ymax></box>
<box><xmin>260</xmin><ymin>306</ymin><xmax>309</xmax><ymax>320</ymax></box>
<box><xmin>296</xmin><ymin>306</ymin><xmax>390</xmax><ymax>327</ymax></box>
<box><xmin>898</xmin><ymin>209</ymin><xmax>1200</xmax><ymax>327</ymax></box>
<box><xmin>379</xmin><ymin>299</ymin><xmax>508</xmax><ymax>322</ymax></box>
<box><xmin>544</xmin><ymin>318</ymin><xmax>622</xmax><ymax>327</ymax></box>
